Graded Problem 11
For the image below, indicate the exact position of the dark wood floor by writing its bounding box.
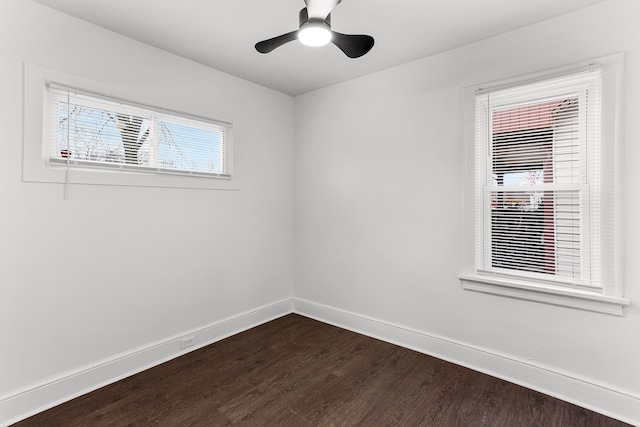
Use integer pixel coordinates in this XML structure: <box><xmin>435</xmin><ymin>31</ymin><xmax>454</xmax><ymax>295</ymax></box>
<box><xmin>14</xmin><ymin>314</ymin><xmax>630</xmax><ymax>426</ymax></box>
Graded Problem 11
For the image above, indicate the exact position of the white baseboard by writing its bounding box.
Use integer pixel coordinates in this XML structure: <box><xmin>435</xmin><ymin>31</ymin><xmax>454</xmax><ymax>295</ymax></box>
<box><xmin>4</xmin><ymin>297</ymin><xmax>638</xmax><ymax>426</ymax></box>
<box><xmin>293</xmin><ymin>297</ymin><xmax>640</xmax><ymax>426</ymax></box>
<box><xmin>0</xmin><ymin>298</ymin><xmax>293</xmax><ymax>427</ymax></box>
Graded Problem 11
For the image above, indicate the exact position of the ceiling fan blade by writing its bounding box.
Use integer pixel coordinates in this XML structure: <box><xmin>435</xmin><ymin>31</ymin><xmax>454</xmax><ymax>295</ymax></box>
<box><xmin>331</xmin><ymin>31</ymin><xmax>374</xmax><ymax>58</ymax></box>
<box><xmin>255</xmin><ymin>31</ymin><xmax>299</xmax><ymax>54</ymax></box>
<box><xmin>304</xmin><ymin>0</ymin><xmax>341</xmax><ymax>20</ymax></box>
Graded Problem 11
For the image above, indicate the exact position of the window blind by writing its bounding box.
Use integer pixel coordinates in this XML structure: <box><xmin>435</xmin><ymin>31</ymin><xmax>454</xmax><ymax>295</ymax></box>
<box><xmin>46</xmin><ymin>84</ymin><xmax>232</xmax><ymax>178</ymax></box>
<box><xmin>475</xmin><ymin>69</ymin><xmax>604</xmax><ymax>289</ymax></box>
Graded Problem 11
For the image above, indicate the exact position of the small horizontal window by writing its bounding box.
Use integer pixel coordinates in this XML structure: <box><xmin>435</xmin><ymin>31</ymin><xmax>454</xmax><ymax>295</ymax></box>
<box><xmin>47</xmin><ymin>85</ymin><xmax>232</xmax><ymax>179</ymax></box>
<box><xmin>23</xmin><ymin>63</ymin><xmax>239</xmax><ymax>191</ymax></box>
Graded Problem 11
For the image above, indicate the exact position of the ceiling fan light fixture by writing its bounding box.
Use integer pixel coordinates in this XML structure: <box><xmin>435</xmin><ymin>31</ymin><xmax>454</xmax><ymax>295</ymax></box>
<box><xmin>298</xmin><ymin>22</ymin><xmax>332</xmax><ymax>47</ymax></box>
<box><xmin>255</xmin><ymin>1</ymin><xmax>374</xmax><ymax>58</ymax></box>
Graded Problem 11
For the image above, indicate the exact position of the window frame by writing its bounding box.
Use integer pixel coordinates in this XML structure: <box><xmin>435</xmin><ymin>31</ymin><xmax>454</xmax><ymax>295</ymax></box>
<box><xmin>459</xmin><ymin>54</ymin><xmax>629</xmax><ymax>315</ymax></box>
<box><xmin>477</xmin><ymin>77</ymin><xmax>595</xmax><ymax>288</ymax></box>
<box><xmin>24</xmin><ymin>62</ymin><xmax>240</xmax><ymax>190</ymax></box>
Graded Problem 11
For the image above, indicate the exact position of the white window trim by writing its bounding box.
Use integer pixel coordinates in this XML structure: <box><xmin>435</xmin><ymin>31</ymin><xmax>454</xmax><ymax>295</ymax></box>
<box><xmin>459</xmin><ymin>54</ymin><xmax>629</xmax><ymax>316</ymax></box>
<box><xmin>24</xmin><ymin>62</ymin><xmax>240</xmax><ymax>190</ymax></box>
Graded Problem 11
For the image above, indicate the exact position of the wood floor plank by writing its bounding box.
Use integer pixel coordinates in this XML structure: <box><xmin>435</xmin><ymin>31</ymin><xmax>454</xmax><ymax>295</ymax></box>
<box><xmin>12</xmin><ymin>314</ymin><xmax>631</xmax><ymax>427</ymax></box>
<box><xmin>218</xmin><ymin>320</ymin><xmax>363</xmax><ymax>423</ymax></box>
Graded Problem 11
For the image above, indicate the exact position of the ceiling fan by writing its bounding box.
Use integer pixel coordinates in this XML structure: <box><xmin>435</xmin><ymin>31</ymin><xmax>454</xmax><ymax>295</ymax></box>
<box><xmin>255</xmin><ymin>0</ymin><xmax>374</xmax><ymax>58</ymax></box>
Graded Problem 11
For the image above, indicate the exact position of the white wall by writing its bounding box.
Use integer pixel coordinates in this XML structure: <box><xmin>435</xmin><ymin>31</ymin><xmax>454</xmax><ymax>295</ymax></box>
<box><xmin>294</xmin><ymin>0</ymin><xmax>640</xmax><ymax>423</ymax></box>
<box><xmin>0</xmin><ymin>0</ymin><xmax>294</xmax><ymax>421</ymax></box>
<box><xmin>4</xmin><ymin>0</ymin><xmax>640</xmax><ymax>424</ymax></box>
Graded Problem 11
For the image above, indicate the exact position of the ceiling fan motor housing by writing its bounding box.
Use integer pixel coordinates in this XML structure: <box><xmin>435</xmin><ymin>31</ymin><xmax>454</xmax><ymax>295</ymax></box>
<box><xmin>299</xmin><ymin>8</ymin><xmax>331</xmax><ymax>27</ymax></box>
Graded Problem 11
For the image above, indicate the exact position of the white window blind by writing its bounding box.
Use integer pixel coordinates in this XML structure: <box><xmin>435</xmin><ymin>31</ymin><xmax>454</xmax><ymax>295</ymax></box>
<box><xmin>45</xmin><ymin>84</ymin><xmax>232</xmax><ymax>178</ymax></box>
<box><xmin>474</xmin><ymin>69</ymin><xmax>611</xmax><ymax>291</ymax></box>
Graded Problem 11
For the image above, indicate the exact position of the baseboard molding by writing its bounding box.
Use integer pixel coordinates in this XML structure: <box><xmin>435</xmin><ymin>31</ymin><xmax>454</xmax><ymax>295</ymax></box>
<box><xmin>293</xmin><ymin>297</ymin><xmax>640</xmax><ymax>426</ymax></box>
<box><xmin>0</xmin><ymin>298</ymin><xmax>293</xmax><ymax>427</ymax></box>
<box><xmin>4</xmin><ymin>297</ymin><xmax>638</xmax><ymax>426</ymax></box>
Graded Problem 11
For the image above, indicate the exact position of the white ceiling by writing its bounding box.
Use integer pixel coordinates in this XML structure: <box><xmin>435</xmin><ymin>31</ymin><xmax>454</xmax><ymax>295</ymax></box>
<box><xmin>34</xmin><ymin>0</ymin><xmax>607</xmax><ymax>96</ymax></box>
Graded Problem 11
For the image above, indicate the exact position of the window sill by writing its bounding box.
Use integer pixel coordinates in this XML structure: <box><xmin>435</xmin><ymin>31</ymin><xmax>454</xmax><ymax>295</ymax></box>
<box><xmin>49</xmin><ymin>158</ymin><xmax>231</xmax><ymax>180</ymax></box>
<box><xmin>458</xmin><ymin>273</ymin><xmax>630</xmax><ymax>316</ymax></box>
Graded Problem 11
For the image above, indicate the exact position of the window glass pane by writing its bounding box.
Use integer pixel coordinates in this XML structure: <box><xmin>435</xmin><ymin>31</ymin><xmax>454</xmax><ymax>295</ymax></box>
<box><xmin>57</xmin><ymin>102</ymin><xmax>151</xmax><ymax>166</ymax></box>
<box><xmin>490</xmin><ymin>190</ymin><xmax>580</xmax><ymax>277</ymax></box>
<box><xmin>157</xmin><ymin>121</ymin><xmax>223</xmax><ymax>174</ymax></box>
<box><xmin>503</xmin><ymin>170</ymin><xmax>544</xmax><ymax>187</ymax></box>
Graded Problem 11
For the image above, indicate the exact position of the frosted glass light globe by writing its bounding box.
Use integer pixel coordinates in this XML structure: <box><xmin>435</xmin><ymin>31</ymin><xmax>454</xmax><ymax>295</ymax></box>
<box><xmin>298</xmin><ymin>22</ymin><xmax>332</xmax><ymax>47</ymax></box>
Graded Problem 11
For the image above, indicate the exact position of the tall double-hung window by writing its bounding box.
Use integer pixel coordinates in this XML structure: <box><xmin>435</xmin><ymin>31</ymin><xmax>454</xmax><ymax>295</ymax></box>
<box><xmin>460</xmin><ymin>55</ymin><xmax>628</xmax><ymax>315</ymax></box>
